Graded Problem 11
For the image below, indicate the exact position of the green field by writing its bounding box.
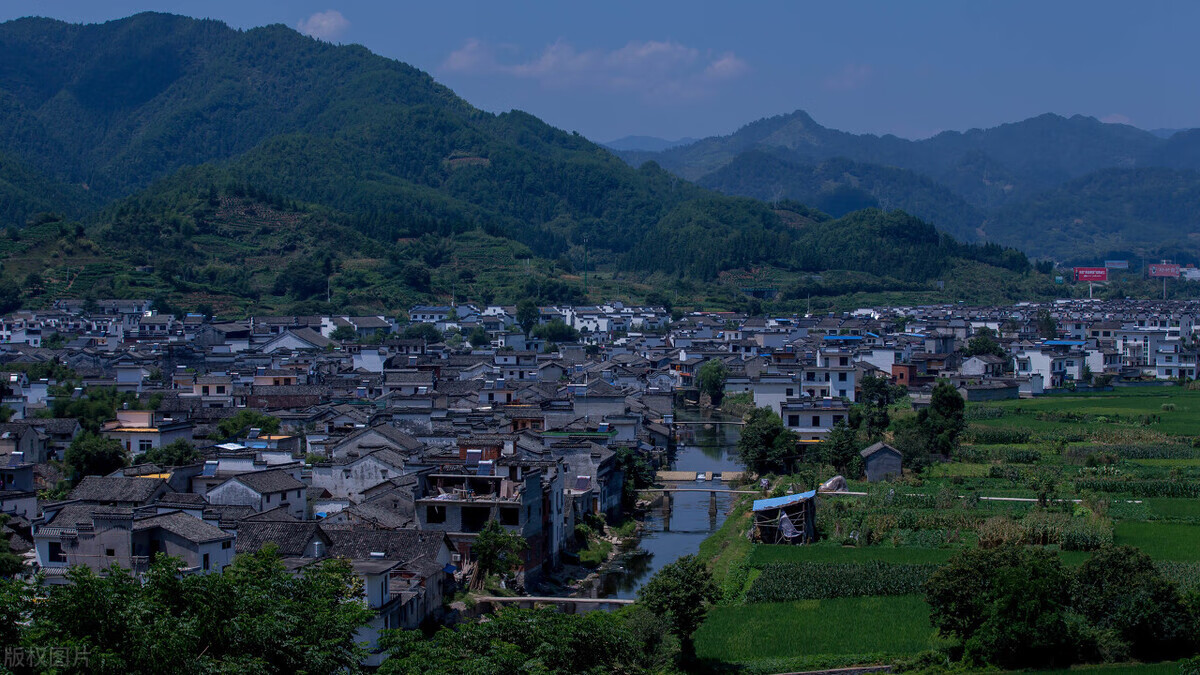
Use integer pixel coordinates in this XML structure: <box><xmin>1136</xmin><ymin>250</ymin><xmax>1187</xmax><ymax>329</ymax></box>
<box><xmin>694</xmin><ymin>595</ymin><xmax>944</xmax><ymax>666</ymax></box>
<box><xmin>747</xmin><ymin>544</ymin><xmax>956</xmax><ymax>567</ymax></box>
<box><xmin>1114</xmin><ymin>521</ymin><xmax>1200</xmax><ymax>560</ymax></box>
<box><xmin>1016</xmin><ymin>662</ymin><xmax>1186</xmax><ymax>675</ymax></box>
<box><xmin>976</xmin><ymin>388</ymin><xmax>1200</xmax><ymax>438</ymax></box>
<box><xmin>1148</xmin><ymin>498</ymin><xmax>1200</xmax><ymax>520</ymax></box>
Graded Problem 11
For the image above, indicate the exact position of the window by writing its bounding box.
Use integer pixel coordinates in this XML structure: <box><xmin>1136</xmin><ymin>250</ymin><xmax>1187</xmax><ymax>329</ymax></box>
<box><xmin>786</xmin><ymin>388</ymin><xmax>794</xmax><ymax>397</ymax></box>
<box><xmin>426</xmin><ymin>505</ymin><xmax>446</xmax><ymax>524</ymax></box>
<box><xmin>838</xmin><ymin>372</ymin><xmax>847</xmax><ymax>382</ymax></box>
<box><xmin>839</xmin><ymin>389</ymin><xmax>847</xmax><ymax>398</ymax></box>
<box><xmin>202</xmin><ymin>386</ymin><xmax>210</xmax><ymax>395</ymax></box>
<box><xmin>203</xmin><ymin>553</ymin><xmax>210</xmax><ymax>571</ymax></box>
<box><xmin>500</xmin><ymin>506</ymin><xmax>520</xmax><ymax>526</ymax></box>
<box><xmin>48</xmin><ymin>541</ymin><xmax>66</xmax><ymax>563</ymax></box>
<box><xmin>788</xmin><ymin>415</ymin><xmax>799</xmax><ymax>427</ymax></box>
<box><xmin>812</xmin><ymin>415</ymin><xmax>820</xmax><ymax>427</ymax></box>
<box><xmin>138</xmin><ymin>440</ymin><xmax>153</xmax><ymax>453</ymax></box>
<box><xmin>380</xmin><ymin>470</ymin><xmax>388</xmax><ymax>479</ymax></box>
<box><xmin>105</xmin><ymin>548</ymin><xmax>115</xmax><ymax>557</ymax></box>
<box><xmin>217</xmin><ymin>385</ymin><xmax>226</xmax><ymax>394</ymax></box>
<box><xmin>222</xmin><ymin>540</ymin><xmax>231</xmax><ymax>550</ymax></box>
<box><xmin>839</xmin><ymin>357</ymin><xmax>848</xmax><ymax>366</ymax></box>
<box><xmin>833</xmin><ymin>415</ymin><xmax>844</xmax><ymax>425</ymax></box>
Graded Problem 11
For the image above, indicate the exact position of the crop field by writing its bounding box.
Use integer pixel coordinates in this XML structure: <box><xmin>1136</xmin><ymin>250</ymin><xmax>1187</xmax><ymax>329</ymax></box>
<box><xmin>694</xmin><ymin>595</ymin><xmax>944</xmax><ymax>667</ymax></box>
<box><xmin>1114</xmin><ymin>521</ymin><xmax>1200</xmax><ymax>560</ymax></box>
<box><xmin>695</xmin><ymin>390</ymin><xmax>1200</xmax><ymax>671</ymax></box>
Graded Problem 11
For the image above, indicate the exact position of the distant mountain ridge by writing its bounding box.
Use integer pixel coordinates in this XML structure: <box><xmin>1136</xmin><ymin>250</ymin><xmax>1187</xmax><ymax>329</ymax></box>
<box><xmin>602</xmin><ymin>135</ymin><xmax>697</xmax><ymax>152</ymax></box>
<box><xmin>0</xmin><ymin>12</ymin><xmax>1037</xmax><ymax>313</ymax></box>
<box><xmin>617</xmin><ymin>110</ymin><xmax>1200</xmax><ymax>262</ymax></box>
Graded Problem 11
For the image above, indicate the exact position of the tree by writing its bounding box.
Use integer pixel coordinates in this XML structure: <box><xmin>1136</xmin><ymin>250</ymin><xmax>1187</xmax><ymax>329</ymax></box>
<box><xmin>401</xmin><ymin>261</ymin><xmax>432</xmax><ymax>293</ymax></box>
<box><xmin>924</xmin><ymin>545</ymin><xmax>1077</xmax><ymax>669</ymax></box>
<box><xmin>470</xmin><ymin>519</ymin><xmax>527</xmax><ymax>589</ymax></box>
<box><xmin>822</xmin><ymin>419</ymin><xmax>862</xmax><ymax>474</ymax></box>
<box><xmin>329</xmin><ymin>325</ymin><xmax>358</xmax><ymax>342</ymax></box>
<box><xmin>134</xmin><ymin>439</ymin><xmax>201</xmax><ymax>466</ymax></box>
<box><xmin>14</xmin><ymin>547</ymin><xmax>374</xmax><ymax>674</ymax></box>
<box><xmin>1037</xmin><ymin>308</ymin><xmax>1058</xmax><ymax>339</ymax></box>
<box><xmin>64</xmin><ymin>432</ymin><xmax>128</xmax><ymax>483</ymax></box>
<box><xmin>697</xmin><ymin>359</ymin><xmax>729</xmax><ymax>406</ymax></box>
<box><xmin>736</xmin><ymin>407</ymin><xmax>797</xmax><ymax>476</ymax></box>
<box><xmin>859</xmin><ymin>374</ymin><xmax>901</xmax><ymax>439</ymax></box>
<box><xmin>216</xmin><ymin>410</ymin><xmax>281</xmax><ymax>440</ymax></box>
<box><xmin>921</xmin><ymin>379</ymin><xmax>966</xmax><ymax>456</ymax></box>
<box><xmin>531</xmin><ymin>319</ymin><xmax>579</xmax><ymax>342</ymax></box>
<box><xmin>402</xmin><ymin>323</ymin><xmax>442</xmax><ymax>343</ymax></box>
<box><xmin>0</xmin><ymin>515</ymin><xmax>24</xmax><ymax>577</ymax></box>
<box><xmin>516</xmin><ymin>299</ymin><xmax>539</xmax><ymax>336</ymax></box>
<box><xmin>379</xmin><ymin>605</ymin><xmax>677</xmax><ymax>674</ymax></box>
<box><xmin>0</xmin><ymin>280</ymin><xmax>21</xmax><ymax>315</ymax></box>
<box><xmin>637</xmin><ymin>554</ymin><xmax>719</xmax><ymax>659</ymax></box>
<box><xmin>963</xmin><ymin>327</ymin><xmax>1007</xmax><ymax>358</ymax></box>
<box><xmin>1073</xmin><ymin>546</ymin><xmax>1196</xmax><ymax>661</ymax></box>
<box><xmin>615</xmin><ymin>445</ymin><xmax>656</xmax><ymax>511</ymax></box>
<box><xmin>467</xmin><ymin>325</ymin><xmax>490</xmax><ymax>348</ymax></box>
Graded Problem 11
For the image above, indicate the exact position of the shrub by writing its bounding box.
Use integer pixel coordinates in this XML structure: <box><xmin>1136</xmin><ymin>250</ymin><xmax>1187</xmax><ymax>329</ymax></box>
<box><xmin>963</xmin><ymin>426</ymin><xmax>1032</xmax><ymax>444</ymax></box>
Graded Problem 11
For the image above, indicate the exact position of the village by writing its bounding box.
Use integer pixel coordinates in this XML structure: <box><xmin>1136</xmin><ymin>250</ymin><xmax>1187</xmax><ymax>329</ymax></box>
<box><xmin>1</xmin><ymin>296</ymin><xmax>1198</xmax><ymax>666</ymax></box>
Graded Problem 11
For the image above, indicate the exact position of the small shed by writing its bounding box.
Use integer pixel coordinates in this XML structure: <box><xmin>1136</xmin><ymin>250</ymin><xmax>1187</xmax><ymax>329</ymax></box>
<box><xmin>860</xmin><ymin>442</ymin><xmax>902</xmax><ymax>482</ymax></box>
<box><xmin>752</xmin><ymin>490</ymin><xmax>817</xmax><ymax>545</ymax></box>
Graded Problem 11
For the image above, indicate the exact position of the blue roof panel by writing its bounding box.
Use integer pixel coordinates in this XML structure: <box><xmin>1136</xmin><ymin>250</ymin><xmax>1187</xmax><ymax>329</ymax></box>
<box><xmin>753</xmin><ymin>489</ymin><xmax>817</xmax><ymax>512</ymax></box>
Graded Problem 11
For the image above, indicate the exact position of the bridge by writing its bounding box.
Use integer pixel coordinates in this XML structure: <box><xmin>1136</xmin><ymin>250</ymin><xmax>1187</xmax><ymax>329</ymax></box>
<box><xmin>656</xmin><ymin>470</ymin><xmax>744</xmax><ymax>482</ymax></box>
<box><xmin>475</xmin><ymin>596</ymin><xmax>634</xmax><ymax>613</ymax></box>
<box><xmin>636</xmin><ymin>487</ymin><xmax>760</xmax><ymax>495</ymax></box>
<box><xmin>672</xmin><ymin>420</ymin><xmax>744</xmax><ymax>426</ymax></box>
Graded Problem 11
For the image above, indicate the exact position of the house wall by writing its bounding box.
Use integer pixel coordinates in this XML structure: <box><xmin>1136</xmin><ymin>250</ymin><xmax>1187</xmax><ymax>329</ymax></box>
<box><xmin>865</xmin><ymin>452</ymin><xmax>902</xmax><ymax>482</ymax></box>
<box><xmin>205</xmin><ymin>480</ymin><xmax>264</xmax><ymax>511</ymax></box>
<box><xmin>312</xmin><ymin>457</ymin><xmax>400</xmax><ymax>501</ymax></box>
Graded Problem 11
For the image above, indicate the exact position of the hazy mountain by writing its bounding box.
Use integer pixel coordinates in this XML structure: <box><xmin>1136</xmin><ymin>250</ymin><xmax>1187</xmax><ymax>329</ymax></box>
<box><xmin>620</xmin><ymin>109</ymin><xmax>1200</xmax><ymax>261</ymax></box>
<box><xmin>602</xmin><ymin>135</ymin><xmax>697</xmax><ymax>152</ymax></box>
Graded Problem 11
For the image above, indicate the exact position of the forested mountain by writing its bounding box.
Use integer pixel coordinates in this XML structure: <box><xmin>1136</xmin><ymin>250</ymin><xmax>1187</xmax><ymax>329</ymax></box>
<box><xmin>620</xmin><ymin>110</ymin><xmax>1200</xmax><ymax>262</ymax></box>
<box><xmin>0</xmin><ymin>13</ymin><xmax>1038</xmax><ymax>314</ymax></box>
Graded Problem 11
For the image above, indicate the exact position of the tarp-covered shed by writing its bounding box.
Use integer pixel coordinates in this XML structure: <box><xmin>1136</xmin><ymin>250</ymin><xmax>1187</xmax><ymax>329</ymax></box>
<box><xmin>752</xmin><ymin>490</ymin><xmax>816</xmax><ymax>544</ymax></box>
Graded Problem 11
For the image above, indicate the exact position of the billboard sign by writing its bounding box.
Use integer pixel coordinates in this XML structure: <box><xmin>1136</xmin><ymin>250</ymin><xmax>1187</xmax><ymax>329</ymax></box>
<box><xmin>1104</xmin><ymin>260</ymin><xmax>1129</xmax><ymax>269</ymax></box>
<box><xmin>1149</xmin><ymin>263</ymin><xmax>1181</xmax><ymax>278</ymax></box>
<box><xmin>1074</xmin><ymin>267</ymin><xmax>1108</xmax><ymax>282</ymax></box>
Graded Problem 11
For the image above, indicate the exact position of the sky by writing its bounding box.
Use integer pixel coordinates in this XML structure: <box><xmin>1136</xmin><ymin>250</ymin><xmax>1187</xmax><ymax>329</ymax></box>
<box><xmin>2</xmin><ymin>1</ymin><xmax>1198</xmax><ymax>143</ymax></box>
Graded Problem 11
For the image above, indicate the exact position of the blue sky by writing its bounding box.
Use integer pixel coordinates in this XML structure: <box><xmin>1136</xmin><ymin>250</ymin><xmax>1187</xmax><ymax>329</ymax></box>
<box><xmin>2</xmin><ymin>2</ymin><xmax>1197</xmax><ymax>142</ymax></box>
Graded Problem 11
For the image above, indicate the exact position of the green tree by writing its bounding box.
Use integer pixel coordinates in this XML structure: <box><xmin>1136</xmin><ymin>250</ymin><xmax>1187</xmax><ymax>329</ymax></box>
<box><xmin>637</xmin><ymin>554</ymin><xmax>720</xmax><ymax>660</ymax></box>
<box><xmin>467</xmin><ymin>325</ymin><xmax>490</xmax><ymax>348</ymax></box>
<box><xmin>330</xmin><ymin>325</ymin><xmax>358</xmax><ymax>341</ymax></box>
<box><xmin>963</xmin><ymin>327</ymin><xmax>1007</xmax><ymax>358</ymax></box>
<box><xmin>1037</xmin><ymin>309</ymin><xmax>1058</xmax><ymax>339</ymax></box>
<box><xmin>470</xmin><ymin>519</ymin><xmax>527</xmax><ymax>589</ymax></box>
<box><xmin>402</xmin><ymin>323</ymin><xmax>442</xmax><ymax>343</ymax></box>
<box><xmin>615</xmin><ymin>445</ymin><xmax>656</xmax><ymax>511</ymax></box>
<box><xmin>401</xmin><ymin>261</ymin><xmax>431</xmax><ymax>293</ymax></box>
<box><xmin>1072</xmin><ymin>545</ymin><xmax>1196</xmax><ymax>661</ymax></box>
<box><xmin>0</xmin><ymin>515</ymin><xmax>24</xmax><ymax>577</ymax></box>
<box><xmin>531</xmin><ymin>319</ymin><xmax>580</xmax><ymax>342</ymax></box>
<box><xmin>859</xmin><ymin>374</ymin><xmax>901</xmax><ymax>439</ymax></box>
<box><xmin>216</xmin><ymin>410</ymin><xmax>281</xmax><ymax>440</ymax></box>
<box><xmin>822</xmin><ymin>419</ymin><xmax>862</xmax><ymax>474</ymax></box>
<box><xmin>697</xmin><ymin>358</ymin><xmax>729</xmax><ymax>406</ymax></box>
<box><xmin>516</xmin><ymin>299</ymin><xmax>539</xmax><ymax>336</ymax></box>
<box><xmin>922</xmin><ymin>379</ymin><xmax>966</xmax><ymax>456</ymax></box>
<box><xmin>736</xmin><ymin>407</ymin><xmax>797</xmax><ymax>475</ymax></box>
<box><xmin>924</xmin><ymin>545</ymin><xmax>1077</xmax><ymax>669</ymax></box>
<box><xmin>134</xmin><ymin>439</ymin><xmax>201</xmax><ymax>466</ymax></box>
<box><xmin>64</xmin><ymin>432</ymin><xmax>127</xmax><ymax>483</ymax></box>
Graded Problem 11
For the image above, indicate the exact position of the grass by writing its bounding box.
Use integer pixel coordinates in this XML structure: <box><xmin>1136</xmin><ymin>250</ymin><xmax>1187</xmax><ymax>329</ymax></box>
<box><xmin>977</xmin><ymin>389</ymin><xmax>1200</xmax><ymax>437</ymax></box>
<box><xmin>697</xmin><ymin>498</ymin><xmax>754</xmax><ymax>585</ymax></box>
<box><xmin>694</xmin><ymin>595</ymin><xmax>945</xmax><ymax>665</ymax></box>
<box><xmin>1114</xmin><ymin>521</ymin><xmax>1200</xmax><ymax>560</ymax></box>
<box><xmin>1021</xmin><ymin>661</ymin><xmax>1187</xmax><ymax>674</ymax></box>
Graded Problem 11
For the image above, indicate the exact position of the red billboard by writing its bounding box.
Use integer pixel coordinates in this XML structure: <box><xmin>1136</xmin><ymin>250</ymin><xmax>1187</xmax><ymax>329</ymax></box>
<box><xmin>1074</xmin><ymin>267</ymin><xmax>1108</xmax><ymax>282</ymax></box>
<box><xmin>1149</xmin><ymin>263</ymin><xmax>1181</xmax><ymax>278</ymax></box>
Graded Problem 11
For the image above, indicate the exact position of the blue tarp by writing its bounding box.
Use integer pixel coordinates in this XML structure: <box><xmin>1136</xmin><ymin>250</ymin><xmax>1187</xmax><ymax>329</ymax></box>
<box><xmin>1044</xmin><ymin>340</ymin><xmax>1086</xmax><ymax>346</ymax></box>
<box><xmin>822</xmin><ymin>335</ymin><xmax>862</xmax><ymax>341</ymax></box>
<box><xmin>753</xmin><ymin>489</ymin><xmax>817</xmax><ymax>512</ymax></box>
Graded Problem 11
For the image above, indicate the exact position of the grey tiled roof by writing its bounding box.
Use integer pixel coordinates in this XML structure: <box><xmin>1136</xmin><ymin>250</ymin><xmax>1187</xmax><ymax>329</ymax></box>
<box><xmin>229</xmin><ymin>469</ymin><xmax>305</xmax><ymax>495</ymax></box>
<box><xmin>68</xmin><ymin>476</ymin><xmax>165</xmax><ymax>504</ymax></box>
<box><xmin>134</xmin><ymin>511</ymin><xmax>230</xmax><ymax>544</ymax></box>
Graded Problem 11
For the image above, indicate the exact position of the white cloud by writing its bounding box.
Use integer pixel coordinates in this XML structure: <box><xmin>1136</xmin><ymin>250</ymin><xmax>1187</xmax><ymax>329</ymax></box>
<box><xmin>297</xmin><ymin>10</ymin><xmax>349</xmax><ymax>42</ymax></box>
<box><xmin>823</xmin><ymin>63</ymin><xmax>872</xmax><ymax>91</ymax></box>
<box><xmin>441</xmin><ymin>38</ymin><xmax>748</xmax><ymax>101</ymax></box>
<box><xmin>1100</xmin><ymin>113</ymin><xmax>1133</xmax><ymax>125</ymax></box>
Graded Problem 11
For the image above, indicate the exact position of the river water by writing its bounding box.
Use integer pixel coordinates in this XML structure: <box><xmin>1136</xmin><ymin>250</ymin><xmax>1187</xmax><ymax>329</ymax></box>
<box><xmin>596</xmin><ymin>407</ymin><xmax>745</xmax><ymax>599</ymax></box>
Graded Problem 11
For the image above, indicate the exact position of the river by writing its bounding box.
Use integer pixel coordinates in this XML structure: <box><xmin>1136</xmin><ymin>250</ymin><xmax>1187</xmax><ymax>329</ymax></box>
<box><xmin>596</xmin><ymin>406</ymin><xmax>745</xmax><ymax>599</ymax></box>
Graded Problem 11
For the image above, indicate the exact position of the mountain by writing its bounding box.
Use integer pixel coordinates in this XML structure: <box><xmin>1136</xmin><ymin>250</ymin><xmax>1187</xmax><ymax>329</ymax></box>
<box><xmin>618</xmin><ymin>110</ymin><xmax>1200</xmax><ymax>261</ymax></box>
<box><xmin>0</xmin><ymin>13</ymin><xmax>1037</xmax><ymax>313</ymax></box>
<box><xmin>602</xmin><ymin>135</ymin><xmax>697</xmax><ymax>152</ymax></box>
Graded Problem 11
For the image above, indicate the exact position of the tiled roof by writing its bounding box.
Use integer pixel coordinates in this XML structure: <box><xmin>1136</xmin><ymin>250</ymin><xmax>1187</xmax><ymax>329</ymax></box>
<box><xmin>68</xmin><ymin>476</ymin><xmax>165</xmax><ymax>504</ymax></box>
<box><xmin>134</xmin><ymin>511</ymin><xmax>230</xmax><ymax>544</ymax></box>
<box><xmin>229</xmin><ymin>469</ymin><xmax>305</xmax><ymax>495</ymax></box>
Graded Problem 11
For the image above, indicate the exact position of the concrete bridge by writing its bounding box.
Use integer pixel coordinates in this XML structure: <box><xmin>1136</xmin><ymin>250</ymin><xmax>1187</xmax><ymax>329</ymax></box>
<box><xmin>656</xmin><ymin>470</ymin><xmax>745</xmax><ymax>482</ymax></box>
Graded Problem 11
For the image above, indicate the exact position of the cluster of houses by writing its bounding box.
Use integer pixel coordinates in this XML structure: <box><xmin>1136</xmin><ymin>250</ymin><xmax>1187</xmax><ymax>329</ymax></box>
<box><xmin>1</xmin><ymin>297</ymin><xmax>1198</xmax><ymax>659</ymax></box>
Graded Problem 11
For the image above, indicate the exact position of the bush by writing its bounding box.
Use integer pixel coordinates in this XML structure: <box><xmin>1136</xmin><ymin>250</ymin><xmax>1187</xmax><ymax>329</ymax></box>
<box><xmin>745</xmin><ymin>561</ymin><xmax>938</xmax><ymax>602</ymax></box>
<box><xmin>1073</xmin><ymin>479</ymin><xmax>1200</xmax><ymax>498</ymax></box>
